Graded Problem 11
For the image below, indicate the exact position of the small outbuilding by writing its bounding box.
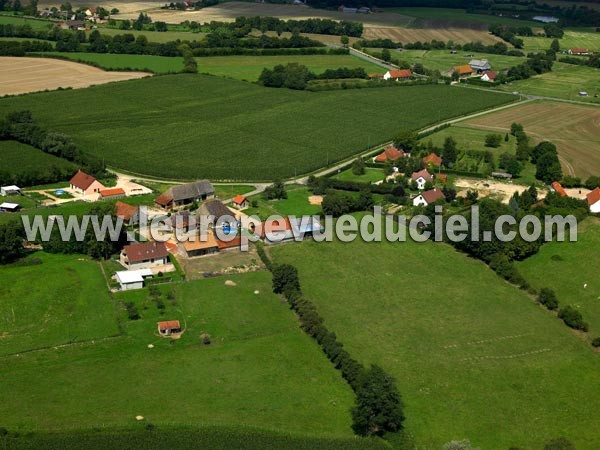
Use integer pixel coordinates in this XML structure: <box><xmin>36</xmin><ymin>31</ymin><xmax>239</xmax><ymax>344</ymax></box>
<box><xmin>0</xmin><ymin>202</ymin><xmax>21</xmax><ymax>212</ymax></box>
<box><xmin>232</xmin><ymin>194</ymin><xmax>249</xmax><ymax>209</ymax></box>
<box><xmin>158</xmin><ymin>320</ymin><xmax>181</xmax><ymax>336</ymax></box>
<box><xmin>1</xmin><ymin>185</ymin><xmax>21</xmax><ymax>196</ymax></box>
<box><xmin>587</xmin><ymin>187</ymin><xmax>600</xmax><ymax>213</ymax></box>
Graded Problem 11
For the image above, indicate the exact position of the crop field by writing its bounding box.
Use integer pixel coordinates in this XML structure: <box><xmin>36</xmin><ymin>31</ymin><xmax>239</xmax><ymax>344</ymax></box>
<box><xmin>0</xmin><ymin>56</ymin><xmax>150</xmax><ymax>96</ymax></box>
<box><xmin>518</xmin><ymin>218</ymin><xmax>600</xmax><ymax>337</ymax></box>
<box><xmin>462</xmin><ymin>100</ymin><xmax>600</xmax><ymax>178</ymax></box>
<box><xmin>0</xmin><ymin>140</ymin><xmax>77</xmax><ymax>180</ymax></box>
<box><xmin>387</xmin><ymin>49</ymin><xmax>525</xmax><ymax>72</ymax></box>
<box><xmin>0</xmin><ymin>270</ymin><xmax>359</xmax><ymax>437</ymax></box>
<box><xmin>0</xmin><ymin>15</ymin><xmax>56</xmax><ymax>30</ymax></box>
<box><xmin>270</xmin><ymin>231</ymin><xmax>600</xmax><ymax>450</ymax></box>
<box><xmin>362</xmin><ymin>25</ymin><xmax>502</xmax><ymax>45</ymax></box>
<box><xmin>522</xmin><ymin>30</ymin><xmax>600</xmax><ymax>52</ymax></box>
<box><xmin>0</xmin><ymin>253</ymin><xmax>120</xmax><ymax>356</ymax></box>
<box><xmin>385</xmin><ymin>7</ymin><xmax>541</xmax><ymax>28</ymax></box>
<box><xmin>41</xmin><ymin>52</ymin><xmax>184</xmax><ymax>73</ymax></box>
<box><xmin>0</xmin><ymin>74</ymin><xmax>515</xmax><ymax>181</ymax></box>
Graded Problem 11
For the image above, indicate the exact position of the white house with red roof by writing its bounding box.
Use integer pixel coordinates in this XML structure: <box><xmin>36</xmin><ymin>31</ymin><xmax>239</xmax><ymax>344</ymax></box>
<box><xmin>120</xmin><ymin>241</ymin><xmax>169</xmax><ymax>270</ymax></box>
<box><xmin>383</xmin><ymin>69</ymin><xmax>412</xmax><ymax>81</ymax></box>
<box><xmin>411</xmin><ymin>169</ymin><xmax>434</xmax><ymax>190</ymax></box>
<box><xmin>481</xmin><ymin>70</ymin><xmax>497</xmax><ymax>82</ymax></box>
<box><xmin>587</xmin><ymin>187</ymin><xmax>600</xmax><ymax>213</ymax></box>
<box><xmin>232</xmin><ymin>194</ymin><xmax>249</xmax><ymax>209</ymax></box>
<box><xmin>412</xmin><ymin>188</ymin><xmax>445</xmax><ymax>207</ymax></box>
<box><xmin>69</xmin><ymin>170</ymin><xmax>105</xmax><ymax>195</ymax></box>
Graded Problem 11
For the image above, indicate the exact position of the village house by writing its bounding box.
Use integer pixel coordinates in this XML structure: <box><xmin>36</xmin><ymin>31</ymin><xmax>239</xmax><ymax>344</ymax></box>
<box><xmin>383</xmin><ymin>69</ymin><xmax>412</xmax><ymax>81</ymax></box>
<box><xmin>183</xmin><ymin>231</ymin><xmax>219</xmax><ymax>257</ymax></box>
<box><xmin>120</xmin><ymin>241</ymin><xmax>169</xmax><ymax>270</ymax></box>
<box><xmin>197</xmin><ymin>199</ymin><xmax>235</xmax><ymax>228</ymax></box>
<box><xmin>423</xmin><ymin>152</ymin><xmax>442</xmax><ymax>168</ymax></box>
<box><xmin>99</xmin><ymin>187</ymin><xmax>126</xmax><ymax>200</ymax></box>
<box><xmin>69</xmin><ymin>170</ymin><xmax>105</xmax><ymax>195</ymax></box>
<box><xmin>374</xmin><ymin>147</ymin><xmax>405</xmax><ymax>163</ymax></box>
<box><xmin>551</xmin><ymin>181</ymin><xmax>568</xmax><ymax>197</ymax></box>
<box><xmin>587</xmin><ymin>187</ymin><xmax>600</xmax><ymax>213</ymax></box>
<box><xmin>0</xmin><ymin>202</ymin><xmax>21</xmax><ymax>213</ymax></box>
<box><xmin>412</xmin><ymin>188</ymin><xmax>445</xmax><ymax>207</ymax></box>
<box><xmin>452</xmin><ymin>64</ymin><xmax>474</xmax><ymax>78</ymax></box>
<box><xmin>411</xmin><ymin>169</ymin><xmax>434</xmax><ymax>190</ymax></box>
<box><xmin>154</xmin><ymin>180</ymin><xmax>214</xmax><ymax>210</ymax></box>
<box><xmin>1</xmin><ymin>185</ymin><xmax>21</xmax><ymax>196</ymax></box>
<box><xmin>469</xmin><ymin>59</ymin><xmax>492</xmax><ymax>73</ymax></box>
<box><xmin>568</xmin><ymin>48</ymin><xmax>590</xmax><ymax>55</ymax></box>
<box><xmin>232</xmin><ymin>195</ymin><xmax>249</xmax><ymax>209</ymax></box>
<box><xmin>158</xmin><ymin>320</ymin><xmax>181</xmax><ymax>336</ymax></box>
<box><xmin>116</xmin><ymin>201</ymin><xmax>140</xmax><ymax>225</ymax></box>
<box><xmin>480</xmin><ymin>70</ymin><xmax>497</xmax><ymax>82</ymax></box>
<box><xmin>115</xmin><ymin>269</ymin><xmax>153</xmax><ymax>291</ymax></box>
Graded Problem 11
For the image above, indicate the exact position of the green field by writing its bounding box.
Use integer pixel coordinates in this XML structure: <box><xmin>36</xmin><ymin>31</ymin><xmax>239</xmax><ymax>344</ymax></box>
<box><xmin>386</xmin><ymin>7</ymin><xmax>540</xmax><ymax>28</ymax></box>
<box><xmin>244</xmin><ymin>185</ymin><xmax>321</xmax><ymax>220</ymax></box>
<box><xmin>0</xmin><ymin>140</ymin><xmax>77</xmax><ymax>181</ymax></box>
<box><xmin>41</xmin><ymin>52</ymin><xmax>184</xmax><ymax>73</ymax></box>
<box><xmin>333</xmin><ymin>167</ymin><xmax>386</xmax><ymax>183</ymax></box>
<box><xmin>522</xmin><ymin>30</ymin><xmax>600</xmax><ymax>52</ymax></box>
<box><xmin>270</xmin><ymin>233</ymin><xmax>600</xmax><ymax>449</ymax></box>
<box><xmin>0</xmin><ymin>252</ymin><xmax>120</xmax><ymax>356</ymax></box>
<box><xmin>496</xmin><ymin>63</ymin><xmax>600</xmax><ymax>103</ymax></box>
<box><xmin>0</xmin><ymin>15</ymin><xmax>55</xmax><ymax>30</ymax></box>
<box><xmin>518</xmin><ymin>218</ymin><xmax>600</xmax><ymax>337</ymax></box>
<box><xmin>0</xmin><ymin>74</ymin><xmax>515</xmax><ymax>181</ymax></box>
<box><xmin>0</xmin><ymin>267</ymin><xmax>361</xmax><ymax>437</ymax></box>
<box><xmin>389</xmin><ymin>49</ymin><xmax>525</xmax><ymax>72</ymax></box>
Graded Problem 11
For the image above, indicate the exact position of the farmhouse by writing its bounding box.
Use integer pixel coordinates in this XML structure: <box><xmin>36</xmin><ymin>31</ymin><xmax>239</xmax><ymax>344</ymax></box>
<box><xmin>374</xmin><ymin>147</ymin><xmax>405</xmax><ymax>163</ymax></box>
<box><xmin>183</xmin><ymin>232</ymin><xmax>219</xmax><ymax>257</ymax></box>
<box><xmin>411</xmin><ymin>169</ymin><xmax>434</xmax><ymax>190</ymax></box>
<box><xmin>120</xmin><ymin>241</ymin><xmax>169</xmax><ymax>269</ymax></box>
<box><xmin>412</xmin><ymin>188</ymin><xmax>445</xmax><ymax>207</ymax></box>
<box><xmin>197</xmin><ymin>199</ymin><xmax>235</xmax><ymax>228</ymax></box>
<box><xmin>115</xmin><ymin>269</ymin><xmax>153</xmax><ymax>291</ymax></box>
<box><xmin>481</xmin><ymin>71</ymin><xmax>497</xmax><ymax>82</ymax></box>
<box><xmin>338</xmin><ymin>5</ymin><xmax>357</xmax><ymax>13</ymax></box>
<box><xmin>423</xmin><ymin>152</ymin><xmax>442</xmax><ymax>168</ymax></box>
<box><xmin>232</xmin><ymin>195</ymin><xmax>249</xmax><ymax>209</ymax></box>
<box><xmin>1</xmin><ymin>185</ymin><xmax>21</xmax><ymax>196</ymax></box>
<box><xmin>70</xmin><ymin>170</ymin><xmax>105</xmax><ymax>195</ymax></box>
<box><xmin>469</xmin><ymin>59</ymin><xmax>491</xmax><ymax>73</ymax></box>
<box><xmin>569</xmin><ymin>48</ymin><xmax>590</xmax><ymax>55</ymax></box>
<box><xmin>0</xmin><ymin>202</ymin><xmax>21</xmax><ymax>212</ymax></box>
<box><xmin>383</xmin><ymin>69</ymin><xmax>412</xmax><ymax>81</ymax></box>
<box><xmin>158</xmin><ymin>320</ymin><xmax>181</xmax><ymax>336</ymax></box>
<box><xmin>252</xmin><ymin>217</ymin><xmax>323</xmax><ymax>244</ymax></box>
<box><xmin>99</xmin><ymin>187</ymin><xmax>126</xmax><ymax>200</ymax></box>
<box><xmin>587</xmin><ymin>187</ymin><xmax>600</xmax><ymax>213</ymax></box>
<box><xmin>154</xmin><ymin>180</ymin><xmax>214</xmax><ymax>210</ymax></box>
<box><xmin>551</xmin><ymin>181</ymin><xmax>568</xmax><ymax>197</ymax></box>
<box><xmin>368</xmin><ymin>73</ymin><xmax>383</xmax><ymax>79</ymax></box>
<box><xmin>452</xmin><ymin>65</ymin><xmax>474</xmax><ymax>78</ymax></box>
<box><xmin>116</xmin><ymin>201</ymin><xmax>139</xmax><ymax>225</ymax></box>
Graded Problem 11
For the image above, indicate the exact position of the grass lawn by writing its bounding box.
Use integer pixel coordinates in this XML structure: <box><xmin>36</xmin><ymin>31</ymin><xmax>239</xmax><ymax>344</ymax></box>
<box><xmin>333</xmin><ymin>167</ymin><xmax>386</xmax><ymax>183</ymax></box>
<box><xmin>388</xmin><ymin>49</ymin><xmax>525</xmax><ymax>73</ymax></box>
<box><xmin>40</xmin><ymin>52</ymin><xmax>184</xmax><ymax>73</ymax></box>
<box><xmin>0</xmin><ymin>15</ymin><xmax>56</xmax><ymax>30</ymax></box>
<box><xmin>496</xmin><ymin>63</ymin><xmax>600</xmax><ymax>104</ymax></box>
<box><xmin>0</xmin><ymin>200</ymin><xmax>95</xmax><ymax>225</ymax></box>
<box><xmin>0</xmin><ymin>74</ymin><xmax>515</xmax><ymax>181</ymax></box>
<box><xmin>244</xmin><ymin>185</ymin><xmax>321</xmax><ymax>220</ymax></box>
<box><xmin>270</xmin><ymin>232</ymin><xmax>600</xmax><ymax>449</ymax></box>
<box><xmin>0</xmin><ymin>252</ymin><xmax>120</xmax><ymax>356</ymax></box>
<box><xmin>0</xmin><ymin>271</ymin><xmax>358</xmax><ymax>439</ymax></box>
<box><xmin>385</xmin><ymin>7</ymin><xmax>540</xmax><ymax>27</ymax></box>
<box><xmin>517</xmin><ymin>217</ymin><xmax>600</xmax><ymax>337</ymax></box>
<box><xmin>214</xmin><ymin>184</ymin><xmax>255</xmax><ymax>200</ymax></box>
<box><xmin>522</xmin><ymin>30</ymin><xmax>600</xmax><ymax>53</ymax></box>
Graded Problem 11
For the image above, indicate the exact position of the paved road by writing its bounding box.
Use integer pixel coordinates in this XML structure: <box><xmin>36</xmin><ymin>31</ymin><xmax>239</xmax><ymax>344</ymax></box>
<box><xmin>349</xmin><ymin>47</ymin><xmax>397</xmax><ymax>71</ymax></box>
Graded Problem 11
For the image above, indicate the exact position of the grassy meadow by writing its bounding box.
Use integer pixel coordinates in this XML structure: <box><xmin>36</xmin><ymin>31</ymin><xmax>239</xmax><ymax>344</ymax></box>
<box><xmin>389</xmin><ymin>49</ymin><xmax>526</xmax><ymax>72</ymax></box>
<box><xmin>0</xmin><ymin>74</ymin><xmax>515</xmax><ymax>181</ymax></box>
<box><xmin>0</xmin><ymin>140</ymin><xmax>77</xmax><ymax>180</ymax></box>
<box><xmin>244</xmin><ymin>185</ymin><xmax>321</xmax><ymax>220</ymax></box>
<box><xmin>333</xmin><ymin>167</ymin><xmax>386</xmax><ymax>183</ymax></box>
<box><xmin>270</xmin><ymin>234</ymin><xmax>600</xmax><ymax>449</ymax></box>
<box><xmin>522</xmin><ymin>30</ymin><xmax>600</xmax><ymax>53</ymax></box>
<box><xmin>0</xmin><ymin>268</ymin><xmax>362</xmax><ymax>439</ymax></box>
<box><xmin>386</xmin><ymin>7</ymin><xmax>541</xmax><ymax>28</ymax></box>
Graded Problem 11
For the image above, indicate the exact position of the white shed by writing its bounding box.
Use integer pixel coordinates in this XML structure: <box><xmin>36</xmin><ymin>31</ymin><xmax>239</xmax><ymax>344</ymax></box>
<box><xmin>1</xmin><ymin>185</ymin><xmax>21</xmax><ymax>196</ymax></box>
<box><xmin>116</xmin><ymin>270</ymin><xmax>145</xmax><ymax>291</ymax></box>
<box><xmin>0</xmin><ymin>202</ymin><xmax>21</xmax><ymax>212</ymax></box>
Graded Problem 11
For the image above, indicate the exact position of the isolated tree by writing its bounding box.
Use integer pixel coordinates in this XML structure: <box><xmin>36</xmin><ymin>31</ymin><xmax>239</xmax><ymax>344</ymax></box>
<box><xmin>510</xmin><ymin>122</ymin><xmax>524</xmax><ymax>136</ymax></box>
<box><xmin>272</xmin><ymin>264</ymin><xmax>300</xmax><ymax>294</ymax></box>
<box><xmin>442</xmin><ymin>137</ymin><xmax>458</xmax><ymax>166</ymax></box>
<box><xmin>264</xmin><ymin>181</ymin><xmax>287</xmax><ymax>200</ymax></box>
<box><xmin>550</xmin><ymin>38</ymin><xmax>560</xmax><ymax>52</ymax></box>
<box><xmin>340</xmin><ymin>35</ymin><xmax>349</xmax><ymax>47</ymax></box>
<box><xmin>536</xmin><ymin>152</ymin><xmax>562</xmax><ymax>184</ymax></box>
<box><xmin>485</xmin><ymin>134</ymin><xmax>502</xmax><ymax>148</ymax></box>
<box><xmin>381</xmin><ymin>48</ymin><xmax>391</xmax><ymax>62</ymax></box>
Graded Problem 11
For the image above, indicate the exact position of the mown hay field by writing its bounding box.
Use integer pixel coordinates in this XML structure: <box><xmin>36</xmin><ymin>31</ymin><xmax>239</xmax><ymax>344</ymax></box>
<box><xmin>0</xmin><ymin>73</ymin><xmax>515</xmax><ymax>181</ymax></box>
<box><xmin>462</xmin><ymin>100</ymin><xmax>600</xmax><ymax>178</ymax></box>
<box><xmin>362</xmin><ymin>25</ymin><xmax>502</xmax><ymax>45</ymax></box>
<box><xmin>0</xmin><ymin>56</ymin><xmax>150</xmax><ymax>96</ymax></box>
<box><xmin>270</xmin><ymin>233</ymin><xmax>600</xmax><ymax>450</ymax></box>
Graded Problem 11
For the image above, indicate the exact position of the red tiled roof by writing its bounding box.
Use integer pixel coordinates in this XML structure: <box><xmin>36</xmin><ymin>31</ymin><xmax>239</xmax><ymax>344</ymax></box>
<box><xmin>116</xmin><ymin>201</ymin><xmax>138</xmax><ymax>221</ymax></box>
<box><xmin>570</xmin><ymin>48</ymin><xmax>588</xmax><ymax>54</ymax></box>
<box><xmin>154</xmin><ymin>193</ymin><xmax>173</xmax><ymax>207</ymax></box>
<box><xmin>423</xmin><ymin>152</ymin><xmax>442</xmax><ymax>167</ymax></box>
<box><xmin>422</xmin><ymin>188</ymin><xmax>445</xmax><ymax>204</ymax></box>
<box><xmin>453</xmin><ymin>64</ymin><xmax>473</xmax><ymax>75</ymax></box>
<box><xmin>482</xmin><ymin>70</ymin><xmax>497</xmax><ymax>80</ymax></box>
<box><xmin>375</xmin><ymin>147</ymin><xmax>404</xmax><ymax>163</ymax></box>
<box><xmin>122</xmin><ymin>241</ymin><xmax>169</xmax><ymax>263</ymax></box>
<box><xmin>411</xmin><ymin>169</ymin><xmax>434</xmax><ymax>182</ymax></box>
<box><xmin>387</xmin><ymin>69</ymin><xmax>412</xmax><ymax>79</ymax></box>
<box><xmin>232</xmin><ymin>194</ymin><xmax>247</xmax><ymax>205</ymax></box>
<box><xmin>587</xmin><ymin>187</ymin><xmax>600</xmax><ymax>206</ymax></box>
<box><xmin>217</xmin><ymin>236</ymin><xmax>242</xmax><ymax>250</ymax></box>
<box><xmin>100</xmin><ymin>188</ymin><xmax>125</xmax><ymax>197</ymax></box>
<box><xmin>70</xmin><ymin>170</ymin><xmax>97</xmax><ymax>190</ymax></box>
<box><xmin>158</xmin><ymin>320</ymin><xmax>180</xmax><ymax>331</ymax></box>
<box><xmin>551</xmin><ymin>181</ymin><xmax>568</xmax><ymax>197</ymax></box>
<box><xmin>253</xmin><ymin>218</ymin><xmax>292</xmax><ymax>238</ymax></box>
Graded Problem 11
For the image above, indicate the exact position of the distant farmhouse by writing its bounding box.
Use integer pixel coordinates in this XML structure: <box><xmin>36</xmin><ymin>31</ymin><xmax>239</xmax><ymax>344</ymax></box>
<box><xmin>383</xmin><ymin>69</ymin><xmax>412</xmax><ymax>81</ymax></box>
<box><xmin>568</xmin><ymin>48</ymin><xmax>590</xmax><ymax>55</ymax></box>
<box><xmin>374</xmin><ymin>147</ymin><xmax>405</xmax><ymax>163</ymax></box>
<box><xmin>116</xmin><ymin>269</ymin><xmax>153</xmax><ymax>291</ymax></box>
<box><xmin>70</xmin><ymin>170</ymin><xmax>105</xmax><ymax>195</ymax></box>
<box><xmin>0</xmin><ymin>202</ymin><xmax>20</xmax><ymax>213</ymax></box>
<box><xmin>197</xmin><ymin>199</ymin><xmax>235</xmax><ymax>228</ymax></box>
<box><xmin>338</xmin><ymin>5</ymin><xmax>370</xmax><ymax>13</ymax></box>
<box><xmin>452</xmin><ymin>64</ymin><xmax>474</xmax><ymax>78</ymax></box>
<box><xmin>469</xmin><ymin>59</ymin><xmax>492</xmax><ymax>73</ymax></box>
<box><xmin>533</xmin><ymin>16</ymin><xmax>559</xmax><ymax>23</ymax></box>
<box><xmin>1</xmin><ymin>185</ymin><xmax>21</xmax><ymax>196</ymax></box>
<box><xmin>411</xmin><ymin>169</ymin><xmax>434</xmax><ymax>190</ymax></box>
<box><xmin>481</xmin><ymin>70</ymin><xmax>497</xmax><ymax>82</ymax></box>
<box><xmin>116</xmin><ymin>201</ymin><xmax>139</xmax><ymax>225</ymax></box>
<box><xmin>423</xmin><ymin>152</ymin><xmax>442</xmax><ymax>168</ymax></box>
<box><xmin>587</xmin><ymin>187</ymin><xmax>600</xmax><ymax>213</ymax></box>
<box><xmin>120</xmin><ymin>242</ymin><xmax>170</xmax><ymax>270</ymax></box>
<box><xmin>154</xmin><ymin>180</ymin><xmax>214</xmax><ymax>210</ymax></box>
<box><xmin>232</xmin><ymin>195</ymin><xmax>249</xmax><ymax>209</ymax></box>
<box><xmin>412</xmin><ymin>188</ymin><xmax>445</xmax><ymax>207</ymax></box>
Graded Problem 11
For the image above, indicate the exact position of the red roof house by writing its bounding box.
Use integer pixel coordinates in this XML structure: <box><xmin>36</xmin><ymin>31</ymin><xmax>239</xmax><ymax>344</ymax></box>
<box><xmin>587</xmin><ymin>187</ymin><xmax>600</xmax><ymax>213</ymax></box>
<box><xmin>157</xmin><ymin>320</ymin><xmax>181</xmax><ymax>336</ymax></box>
<box><xmin>69</xmin><ymin>170</ymin><xmax>105</xmax><ymax>195</ymax></box>
<box><xmin>120</xmin><ymin>241</ymin><xmax>169</xmax><ymax>268</ymax></box>
<box><xmin>99</xmin><ymin>187</ymin><xmax>126</xmax><ymax>200</ymax></box>
<box><xmin>413</xmin><ymin>188</ymin><xmax>445</xmax><ymax>206</ymax></box>
<box><xmin>374</xmin><ymin>147</ymin><xmax>405</xmax><ymax>163</ymax></box>
<box><xmin>384</xmin><ymin>69</ymin><xmax>412</xmax><ymax>80</ymax></box>
<box><xmin>551</xmin><ymin>181</ymin><xmax>568</xmax><ymax>197</ymax></box>
<box><xmin>116</xmin><ymin>201</ymin><xmax>139</xmax><ymax>224</ymax></box>
<box><xmin>423</xmin><ymin>152</ymin><xmax>442</xmax><ymax>167</ymax></box>
<box><xmin>232</xmin><ymin>194</ymin><xmax>249</xmax><ymax>209</ymax></box>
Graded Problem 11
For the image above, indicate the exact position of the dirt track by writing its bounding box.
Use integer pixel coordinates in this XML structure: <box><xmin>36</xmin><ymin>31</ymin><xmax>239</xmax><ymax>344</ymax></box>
<box><xmin>0</xmin><ymin>57</ymin><xmax>151</xmax><ymax>96</ymax></box>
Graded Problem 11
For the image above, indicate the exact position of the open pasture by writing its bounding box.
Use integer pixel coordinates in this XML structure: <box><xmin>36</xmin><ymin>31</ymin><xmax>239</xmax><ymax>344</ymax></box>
<box><xmin>0</xmin><ymin>140</ymin><xmax>77</xmax><ymax>182</ymax></box>
<box><xmin>0</xmin><ymin>73</ymin><xmax>515</xmax><ymax>181</ymax></box>
<box><xmin>385</xmin><ymin>7</ymin><xmax>541</xmax><ymax>28</ymax></box>
<box><xmin>463</xmin><ymin>100</ymin><xmax>600</xmax><ymax>178</ymax></box>
<box><xmin>270</xmin><ymin>232</ymin><xmax>600</xmax><ymax>450</ymax></box>
<box><xmin>0</xmin><ymin>56</ymin><xmax>150</xmax><ymax>96</ymax></box>
<box><xmin>522</xmin><ymin>29</ymin><xmax>600</xmax><ymax>52</ymax></box>
<box><xmin>389</xmin><ymin>48</ymin><xmax>525</xmax><ymax>72</ymax></box>
<box><xmin>0</xmin><ymin>253</ymin><xmax>120</xmax><ymax>356</ymax></box>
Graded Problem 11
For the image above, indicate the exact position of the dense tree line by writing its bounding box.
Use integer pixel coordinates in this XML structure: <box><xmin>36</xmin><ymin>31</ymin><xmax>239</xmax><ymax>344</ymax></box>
<box><xmin>355</xmin><ymin>38</ymin><xmax>523</xmax><ymax>57</ymax></box>
<box><xmin>0</xmin><ymin>39</ymin><xmax>52</xmax><ymax>55</ymax></box>
<box><xmin>559</xmin><ymin>55</ymin><xmax>600</xmax><ymax>69</ymax></box>
<box><xmin>270</xmin><ymin>260</ymin><xmax>404</xmax><ymax>436</ymax></box>
<box><xmin>0</xmin><ymin>221</ymin><xmax>25</xmax><ymax>265</ymax></box>
<box><xmin>259</xmin><ymin>63</ymin><xmax>368</xmax><ymax>90</ymax></box>
<box><xmin>503</xmin><ymin>52</ymin><xmax>554</xmax><ymax>83</ymax></box>
<box><xmin>229</xmin><ymin>16</ymin><xmax>363</xmax><ymax>37</ymax></box>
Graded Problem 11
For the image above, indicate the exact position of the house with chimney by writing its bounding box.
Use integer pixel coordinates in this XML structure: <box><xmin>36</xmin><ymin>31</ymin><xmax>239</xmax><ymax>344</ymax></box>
<box><xmin>120</xmin><ymin>241</ymin><xmax>169</xmax><ymax>270</ymax></box>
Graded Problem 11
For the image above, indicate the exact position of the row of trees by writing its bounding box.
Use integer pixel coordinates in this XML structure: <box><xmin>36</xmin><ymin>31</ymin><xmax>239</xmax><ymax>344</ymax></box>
<box><xmin>258</xmin><ymin>63</ymin><xmax>368</xmax><ymax>90</ymax></box>
<box><xmin>270</xmin><ymin>262</ymin><xmax>404</xmax><ymax>436</ymax></box>
<box><xmin>228</xmin><ymin>16</ymin><xmax>363</xmax><ymax>37</ymax></box>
